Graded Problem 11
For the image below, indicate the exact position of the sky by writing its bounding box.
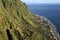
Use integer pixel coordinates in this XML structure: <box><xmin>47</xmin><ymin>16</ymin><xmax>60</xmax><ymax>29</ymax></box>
<box><xmin>21</xmin><ymin>0</ymin><xmax>60</xmax><ymax>4</ymax></box>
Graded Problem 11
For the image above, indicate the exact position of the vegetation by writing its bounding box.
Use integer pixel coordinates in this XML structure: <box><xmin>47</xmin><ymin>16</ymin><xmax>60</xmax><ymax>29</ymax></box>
<box><xmin>0</xmin><ymin>0</ymin><xmax>59</xmax><ymax>40</ymax></box>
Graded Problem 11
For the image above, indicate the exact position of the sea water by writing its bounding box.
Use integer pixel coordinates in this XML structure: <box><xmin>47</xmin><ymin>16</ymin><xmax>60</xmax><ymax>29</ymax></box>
<box><xmin>27</xmin><ymin>4</ymin><xmax>60</xmax><ymax>34</ymax></box>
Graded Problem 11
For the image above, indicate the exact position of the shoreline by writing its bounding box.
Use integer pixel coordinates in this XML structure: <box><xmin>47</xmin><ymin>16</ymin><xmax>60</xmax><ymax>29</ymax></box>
<box><xmin>35</xmin><ymin>14</ymin><xmax>60</xmax><ymax>40</ymax></box>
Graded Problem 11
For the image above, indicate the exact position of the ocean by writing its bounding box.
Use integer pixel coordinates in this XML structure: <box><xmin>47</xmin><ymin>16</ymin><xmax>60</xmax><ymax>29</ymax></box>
<box><xmin>27</xmin><ymin>4</ymin><xmax>60</xmax><ymax>35</ymax></box>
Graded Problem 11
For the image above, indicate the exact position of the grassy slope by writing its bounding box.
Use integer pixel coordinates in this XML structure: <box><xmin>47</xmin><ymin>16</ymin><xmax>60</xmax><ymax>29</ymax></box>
<box><xmin>0</xmin><ymin>0</ymin><xmax>59</xmax><ymax>40</ymax></box>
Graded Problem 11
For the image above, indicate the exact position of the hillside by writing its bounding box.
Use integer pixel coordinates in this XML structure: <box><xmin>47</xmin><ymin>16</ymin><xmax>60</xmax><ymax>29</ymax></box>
<box><xmin>0</xmin><ymin>0</ymin><xmax>60</xmax><ymax>40</ymax></box>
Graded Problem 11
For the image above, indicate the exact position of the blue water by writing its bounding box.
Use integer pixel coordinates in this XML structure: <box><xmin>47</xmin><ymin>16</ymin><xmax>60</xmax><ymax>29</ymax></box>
<box><xmin>27</xmin><ymin>4</ymin><xmax>60</xmax><ymax>34</ymax></box>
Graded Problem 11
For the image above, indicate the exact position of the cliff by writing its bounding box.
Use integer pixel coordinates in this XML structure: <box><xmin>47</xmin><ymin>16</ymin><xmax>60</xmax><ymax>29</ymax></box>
<box><xmin>0</xmin><ymin>0</ymin><xmax>60</xmax><ymax>40</ymax></box>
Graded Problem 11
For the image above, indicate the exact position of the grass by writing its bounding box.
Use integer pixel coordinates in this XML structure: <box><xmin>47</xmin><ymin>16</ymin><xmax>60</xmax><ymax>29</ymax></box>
<box><xmin>0</xmin><ymin>0</ymin><xmax>58</xmax><ymax>40</ymax></box>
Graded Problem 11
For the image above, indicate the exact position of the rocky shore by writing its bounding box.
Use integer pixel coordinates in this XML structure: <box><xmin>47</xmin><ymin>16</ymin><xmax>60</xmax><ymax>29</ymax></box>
<box><xmin>35</xmin><ymin>15</ymin><xmax>60</xmax><ymax>40</ymax></box>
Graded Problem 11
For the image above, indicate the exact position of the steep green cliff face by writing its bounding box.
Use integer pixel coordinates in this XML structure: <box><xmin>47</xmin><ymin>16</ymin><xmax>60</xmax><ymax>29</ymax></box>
<box><xmin>0</xmin><ymin>0</ymin><xmax>59</xmax><ymax>40</ymax></box>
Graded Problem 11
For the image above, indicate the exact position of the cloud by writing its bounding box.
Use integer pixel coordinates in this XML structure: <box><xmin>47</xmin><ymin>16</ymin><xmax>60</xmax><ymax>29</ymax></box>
<box><xmin>21</xmin><ymin>0</ymin><xmax>60</xmax><ymax>4</ymax></box>
<box><xmin>21</xmin><ymin>0</ymin><xmax>32</xmax><ymax>3</ymax></box>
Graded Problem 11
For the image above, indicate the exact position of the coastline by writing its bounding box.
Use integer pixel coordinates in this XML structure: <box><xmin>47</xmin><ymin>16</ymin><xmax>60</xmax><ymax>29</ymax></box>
<box><xmin>35</xmin><ymin>14</ymin><xmax>60</xmax><ymax>40</ymax></box>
